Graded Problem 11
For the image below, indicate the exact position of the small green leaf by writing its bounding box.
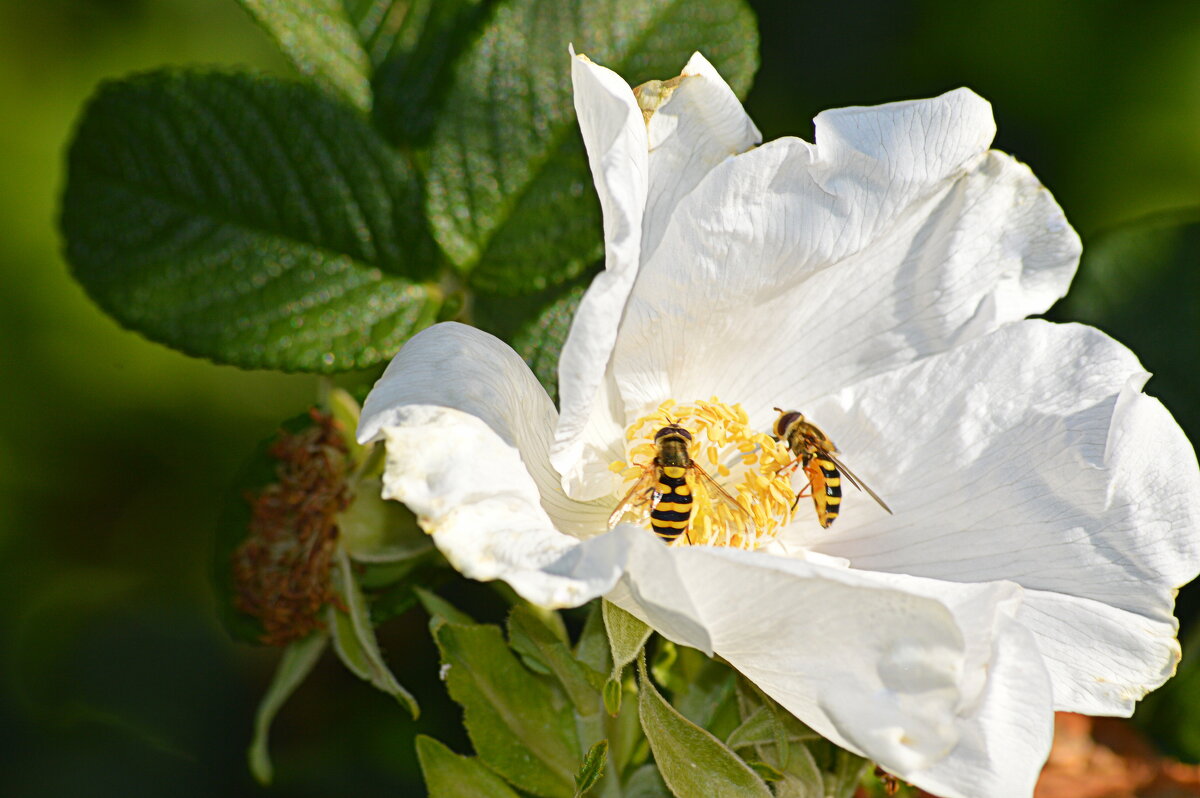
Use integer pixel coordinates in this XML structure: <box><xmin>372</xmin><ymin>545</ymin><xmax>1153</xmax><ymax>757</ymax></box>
<box><xmin>426</xmin><ymin>0</ymin><xmax>759</xmax><ymax>293</ymax></box>
<box><xmin>636</xmin><ymin>656</ymin><xmax>772</xmax><ymax>798</ymax></box>
<box><xmin>238</xmin><ymin>0</ymin><xmax>373</xmax><ymax>110</ymax></box>
<box><xmin>574</xmin><ymin>739</ymin><xmax>608</xmax><ymax>796</ymax></box>
<box><xmin>247</xmin><ymin>631</ymin><xmax>328</xmax><ymax>784</ymax></box>
<box><xmin>328</xmin><ymin>549</ymin><xmax>419</xmax><ymax>716</ymax></box>
<box><xmin>62</xmin><ymin>70</ymin><xmax>440</xmax><ymax>372</ymax></box>
<box><xmin>435</xmin><ymin>622</ymin><xmax>580</xmax><ymax>797</ymax></box>
<box><xmin>416</xmin><ymin>586</ymin><xmax>477</xmax><ymax>627</ymax></box>
<box><xmin>602</xmin><ymin>600</ymin><xmax>652</xmax><ymax>681</ymax></box>
<box><xmin>508</xmin><ymin>605</ymin><xmax>605</xmax><ymax>715</ymax></box>
<box><xmin>416</xmin><ymin>734</ymin><xmax>524</xmax><ymax>798</ymax></box>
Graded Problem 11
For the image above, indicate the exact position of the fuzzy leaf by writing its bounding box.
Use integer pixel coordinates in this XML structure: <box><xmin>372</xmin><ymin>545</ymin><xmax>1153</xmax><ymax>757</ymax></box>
<box><xmin>328</xmin><ymin>549</ymin><xmax>419</xmax><ymax>716</ymax></box>
<box><xmin>247</xmin><ymin>631</ymin><xmax>328</xmax><ymax>784</ymax></box>
<box><xmin>574</xmin><ymin>739</ymin><xmax>609</xmax><ymax>796</ymax></box>
<box><xmin>637</xmin><ymin>656</ymin><xmax>772</xmax><ymax>798</ymax></box>
<box><xmin>435</xmin><ymin>622</ymin><xmax>580</xmax><ymax>797</ymax></box>
<box><xmin>62</xmin><ymin>70</ymin><xmax>440</xmax><ymax>372</ymax></box>
<box><xmin>426</xmin><ymin>0</ymin><xmax>758</xmax><ymax>293</ymax></box>
<box><xmin>416</xmin><ymin>735</ymin><xmax>524</xmax><ymax>798</ymax></box>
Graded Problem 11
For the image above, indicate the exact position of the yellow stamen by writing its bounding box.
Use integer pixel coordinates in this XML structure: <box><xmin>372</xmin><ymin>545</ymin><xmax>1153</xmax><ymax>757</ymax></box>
<box><xmin>612</xmin><ymin>398</ymin><xmax>797</xmax><ymax>549</ymax></box>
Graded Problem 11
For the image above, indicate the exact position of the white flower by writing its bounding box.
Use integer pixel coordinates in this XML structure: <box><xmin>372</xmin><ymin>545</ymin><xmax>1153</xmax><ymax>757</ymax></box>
<box><xmin>357</xmin><ymin>50</ymin><xmax>1200</xmax><ymax>798</ymax></box>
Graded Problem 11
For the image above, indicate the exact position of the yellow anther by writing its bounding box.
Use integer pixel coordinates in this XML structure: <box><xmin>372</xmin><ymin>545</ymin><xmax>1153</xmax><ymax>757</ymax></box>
<box><xmin>609</xmin><ymin>460</ymin><xmax>627</xmax><ymax>473</ymax></box>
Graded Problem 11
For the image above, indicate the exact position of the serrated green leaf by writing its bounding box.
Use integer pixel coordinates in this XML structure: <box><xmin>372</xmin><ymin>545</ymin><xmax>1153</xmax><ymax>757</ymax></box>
<box><xmin>416</xmin><ymin>586</ymin><xmax>477</xmax><ymax>627</ymax></box>
<box><xmin>328</xmin><ymin>548</ymin><xmax>419</xmax><ymax>716</ymax></box>
<box><xmin>574</xmin><ymin>739</ymin><xmax>608</xmax><ymax>796</ymax></box>
<box><xmin>426</xmin><ymin>0</ymin><xmax>758</xmax><ymax>294</ymax></box>
<box><xmin>347</xmin><ymin>0</ymin><xmax>494</xmax><ymax>147</ymax></box>
<box><xmin>636</xmin><ymin>656</ymin><xmax>772</xmax><ymax>798</ymax></box>
<box><xmin>603</xmin><ymin>600</ymin><xmax>652</xmax><ymax>680</ymax></box>
<box><xmin>416</xmin><ymin>734</ymin><xmax>524</xmax><ymax>798</ymax></box>
<box><xmin>435</xmin><ymin>622</ymin><xmax>580</xmax><ymax>798</ymax></box>
<box><xmin>247</xmin><ymin>631</ymin><xmax>328</xmax><ymax>784</ymax></box>
<box><xmin>508</xmin><ymin>605</ymin><xmax>605</xmax><ymax>715</ymax></box>
<box><xmin>238</xmin><ymin>0</ymin><xmax>373</xmax><ymax>110</ymax></box>
<box><xmin>62</xmin><ymin>70</ymin><xmax>441</xmax><ymax>372</ymax></box>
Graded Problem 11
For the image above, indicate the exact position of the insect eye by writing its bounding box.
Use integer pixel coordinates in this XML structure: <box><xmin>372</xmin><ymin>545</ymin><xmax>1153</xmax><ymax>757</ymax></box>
<box><xmin>774</xmin><ymin>411</ymin><xmax>801</xmax><ymax>437</ymax></box>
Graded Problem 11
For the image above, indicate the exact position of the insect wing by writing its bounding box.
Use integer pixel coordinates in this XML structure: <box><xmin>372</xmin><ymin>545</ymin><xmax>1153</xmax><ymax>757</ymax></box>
<box><xmin>688</xmin><ymin>462</ymin><xmax>754</xmax><ymax>526</ymax></box>
<box><xmin>822</xmin><ymin>451</ymin><xmax>893</xmax><ymax>515</ymax></box>
<box><xmin>608</xmin><ymin>466</ymin><xmax>660</xmax><ymax>528</ymax></box>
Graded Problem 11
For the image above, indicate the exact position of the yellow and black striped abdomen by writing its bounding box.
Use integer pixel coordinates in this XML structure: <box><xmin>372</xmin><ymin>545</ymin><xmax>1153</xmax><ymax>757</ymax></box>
<box><xmin>651</xmin><ymin>465</ymin><xmax>693</xmax><ymax>541</ymax></box>
<box><xmin>808</xmin><ymin>456</ymin><xmax>842</xmax><ymax>528</ymax></box>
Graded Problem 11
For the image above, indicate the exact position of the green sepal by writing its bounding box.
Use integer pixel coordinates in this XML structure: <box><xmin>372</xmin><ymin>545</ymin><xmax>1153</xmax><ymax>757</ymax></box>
<box><xmin>415</xmin><ymin>734</ymin><xmax>524</xmax><ymax>798</ymax></box>
<box><xmin>62</xmin><ymin>69</ymin><xmax>440</xmax><ymax>372</ymax></box>
<box><xmin>327</xmin><ymin>548</ymin><xmax>419</xmax><ymax>716</ymax></box>
<box><xmin>434</xmin><ymin>621</ymin><xmax>580</xmax><ymax>797</ymax></box>
<box><xmin>636</xmin><ymin>655</ymin><xmax>772</xmax><ymax>798</ymax></box>
<box><xmin>602</xmin><ymin>600</ymin><xmax>652</xmax><ymax>680</ymax></box>
<box><xmin>247</xmin><ymin>631</ymin><xmax>328</xmax><ymax>785</ymax></box>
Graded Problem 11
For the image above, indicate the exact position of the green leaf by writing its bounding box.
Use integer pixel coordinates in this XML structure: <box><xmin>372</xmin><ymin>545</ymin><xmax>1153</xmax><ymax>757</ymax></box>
<box><xmin>426</xmin><ymin>0</ymin><xmax>759</xmax><ymax>293</ymax></box>
<box><xmin>351</xmin><ymin>0</ymin><xmax>495</xmax><ymax>147</ymax></box>
<box><xmin>416</xmin><ymin>586</ymin><xmax>477</xmax><ymax>627</ymax></box>
<box><xmin>247</xmin><ymin>631</ymin><xmax>328</xmax><ymax>784</ymax></box>
<box><xmin>238</xmin><ymin>0</ymin><xmax>373</xmax><ymax>111</ymax></box>
<box><xmin>636</xmin><ymin>656</ymin><xmax>772</xmax><ymax>798</ymax></box>
<box><xmin>603</xmin><ymin>600</ymin><xmax>652</xmax><ymax>678</ymax></box>
<box><xmin>574</xmin><ymin>739</ymin><xmax>608</xmax><ymax>796</ymax></box>
<box><xmin>327</xmin><ymin>548</ymin><xmax>419</xmax><ymax>716</ymax></box>
<box><xmin>659</xmin><ymin>646</ymin><xmax>735</xmax><ymax>731</ymax></box>
<box><xmin>624</xmin><ymin>764</ymin><xmax>671</xmax><ymax>798</ymax></box>
<box><xmin>725</xmin><ymin>706</ymin><xmax>819</xmax><ymax>751</ymax></box>
<box><xmin>575</xmin><ymin>602</ymin><xmax>612</xmax><ymax>674</ymax></box>
<box><xmin>771</xmin><ymin>745</ymin><xmax>824</xmax><ymax>798</ymax></box>
<box><xmin>62</xmin><ymin>70</ymin><xmax>441</xmax><ymax>372</ymax></box>
<box><xmin>435</xmin><ymin>622</ymin><xmax>580</xmax><ymax>797</ymax></box>
<box><xmin>416</xmin><ymin>734</ymin><xmax>524</xmax><ymax>798</ymax></box>
<box><xmin>508</xmin><ymin>605</ymin><xmax>606</xmax><ymax>715</ymax></box>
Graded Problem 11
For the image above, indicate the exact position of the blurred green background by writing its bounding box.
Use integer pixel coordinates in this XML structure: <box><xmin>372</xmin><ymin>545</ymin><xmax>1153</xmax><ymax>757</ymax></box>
<box><xmin>2</xmin><ymin>0</ymin><xmax>1198</xmax><ymax>796</ymax></box>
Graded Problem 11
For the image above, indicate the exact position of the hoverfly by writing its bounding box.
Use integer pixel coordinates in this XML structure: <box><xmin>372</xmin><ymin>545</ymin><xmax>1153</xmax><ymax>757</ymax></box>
<box><xmin>772</xmin><ymin>409</ymin><xmax>892</xmax><ymax>528</ymax></box>
<box><xmin>608</xmin><ymin>423</ymin><xmax>752</xmax><ymax>543</ymax></box>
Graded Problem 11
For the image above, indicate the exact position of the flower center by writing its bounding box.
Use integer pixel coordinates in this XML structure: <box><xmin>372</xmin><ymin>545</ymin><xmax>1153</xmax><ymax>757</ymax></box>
<box><xmin>609</xmin><ymin>398</ymin><xmax>797</xmax><ymax>549</ymax></box>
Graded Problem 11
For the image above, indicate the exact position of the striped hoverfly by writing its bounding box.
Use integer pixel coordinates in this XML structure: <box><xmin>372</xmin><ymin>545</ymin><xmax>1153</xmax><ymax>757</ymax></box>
<box><xmin>608</xmin><ymin>423</ymin><xmax>752</xmax><ymax>544</ymax></box>
<box><xmin>772</xmin><ymin>409</ymin><xmax>892</xmax><ymax>528</ymax></box>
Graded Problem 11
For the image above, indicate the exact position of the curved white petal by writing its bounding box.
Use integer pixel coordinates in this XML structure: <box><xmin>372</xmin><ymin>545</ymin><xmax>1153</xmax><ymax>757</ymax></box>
<box><xmin>358</xmin><ymin>323</ymin><xmax>609</xmax><ymax>537</ymax></box>
<box><xmin>606</xmin><ymin>89</ymin><xmax>1079</xmax><ymax>426</ymax></box>
<box><xmin>607</xmin><ymin>547</ymin><xmax>1052</xmax><ymax>798</ymax></box>
<box><xmin>376</xmin><ymin>404</ymin><xmax>625</xmax><ymax>608</ymax></box>
<box><xmin>552</xmin><ymin>51</ymin><xmax>650</xmax><ymax>500</ymax></box>
<box><xmin>554</xmin><ymin>52</ymin><xmax>762</xmax><ymax>500</ymax></box>
<box><xmin>792</xmin><ymin>320</ymin><xmax>1200</xmax><ymax>714</ymax></box>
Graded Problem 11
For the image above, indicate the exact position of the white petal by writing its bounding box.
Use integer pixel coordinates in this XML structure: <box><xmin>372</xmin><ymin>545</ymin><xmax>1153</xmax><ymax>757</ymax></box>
<box><xmin>605</xmin><ymin>89</ymin><xmax>1079</xmax><ymax>424</ymax></box>
<box><xmin>796</xmin><ymin>320</ymin><xmax>1200</xmax><ymax>714</ymax></box>
<box><xmin>358</xmin><ymin>323</ymin><xmax>609</xmax><ymax>537</ymax></box>
<box><xmin>553</xmin><ymin>52</ymin><xmax>762</xmax><ymax>500</ymax></box>
<box><xmin>552</xmin><ymin>51</ymin><xmax>650</xmax><ymax>500</ymax></box>
<box><xmin>607</xmin><ymin>547</ymin><xmax>1052</xmax><ymax>798</ymax></box>
<box><xmin>376</xmin><ymin>404</ymin><xmax>625</xmax><ymax>608</ymax></box>
<box><xmin>640</xmin><ymin>52</ymin><xmax>761</xmax><ymax>263</ymax></box>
